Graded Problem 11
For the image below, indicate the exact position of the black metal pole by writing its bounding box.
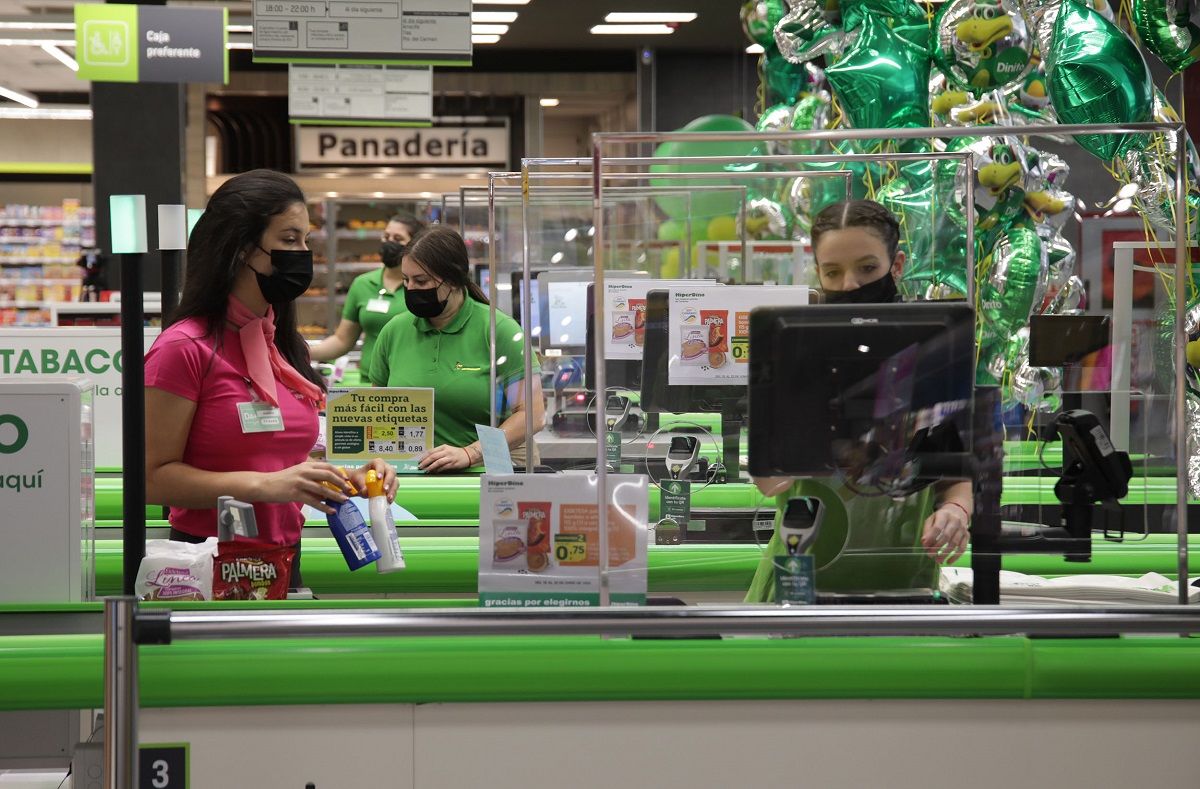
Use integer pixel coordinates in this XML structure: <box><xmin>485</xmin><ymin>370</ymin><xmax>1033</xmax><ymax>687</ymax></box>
<box><xmin>161</xmin><ymin>248</ymin><xmax>180</xmax><ymax>322</ymax></box>
<box><xmin>121</xmin><ymin>252</ymin><xmax>146</xmax><ymax>596</ymax></box>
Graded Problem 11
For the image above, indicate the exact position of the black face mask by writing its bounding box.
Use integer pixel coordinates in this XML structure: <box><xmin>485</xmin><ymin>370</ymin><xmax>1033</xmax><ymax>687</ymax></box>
<box><xmin>380</xmin><ymin>241</ymin><xmax>406</xmax><ymax>269</ymax></box>
<box><xmin>405</xmin><ymin>283</ymin><xmax>448</xmax><ymax>319</ymax></box>
<box><xmin>823</xmin><ymin>270</ymin><xmax>898</xmax><ymax>305</ymax></box>
<box><xmin>253</xmin><ymin>247</ymin><xmax>313</xmax><ymax>304</ymax></box>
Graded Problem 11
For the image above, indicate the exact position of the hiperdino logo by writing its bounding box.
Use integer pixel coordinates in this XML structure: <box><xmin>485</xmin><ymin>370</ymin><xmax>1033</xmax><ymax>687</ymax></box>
<box><xmin>0</xmin><ymin>414</ymin><xmax>29</xmax><ymax>454</ymax></box>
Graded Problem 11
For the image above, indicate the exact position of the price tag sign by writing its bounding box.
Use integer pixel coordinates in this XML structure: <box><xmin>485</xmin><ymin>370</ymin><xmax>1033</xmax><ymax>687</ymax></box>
<box><xmin>326</xmin><ymin>387</ymin><xmax>433</xmax><ymax>472</ymax></box>
<box><xmin>554</xmin><ymin>533</ymin><xmax>588</xmax><ymax>565</ymax></box>
<box><xmin>773</xmin><ymin>555</ymin><xmax>816</xmax><ymax>606</ymax></box>
<box><xmin>139</xmin><ymin>743</ymin><xmax>188</xmax><ymax>788</ymax></box>
<box><xmin>731</xmin><ymin>335</ymin><xmax>749</xmax><ymax>363</ymax></box>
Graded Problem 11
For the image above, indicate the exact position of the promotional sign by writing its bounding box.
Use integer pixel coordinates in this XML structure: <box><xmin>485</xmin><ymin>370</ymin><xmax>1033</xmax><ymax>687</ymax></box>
<box><xmin>0</xmin><ymin>380</ymin><xmax>93</xmax><ymax>603</ymax></box>
<box><xmin>252</xmin><ymin>0</ymin><xmax>471</xmax><ymax>65</ymax></box>
<box><xmin>0</xmin><ymin>329</ymin><xmax>157</xmax><ymax>469</ymax></box>
<box><xmin>289</xmin><ymin>64</ymin><xmax>433</xmax><ymax>125</ymax></box>
<box><xmin>74</xmin><ymin>3</ymin><xmax>228</xmax><ymax>84</ymax></box>
<box><xmin>478</xmin><ymin>473</ymin><xmax>649</xmax><ymax>606</ymax></box>
<box><xmin>295</xmin><ymin>124</ymin><xmax>508</xmax><ymax>169</ymax></box>
<box><xmin>604</xmin><ymin>279</ymin><xmax>715</xmax><ymax>361</ymax></box>
<box><xmin>326</xmin><ymin>387</ymin><xmax>433</xmax><ymax>471</ymax></box>
<box><xmin>667</xmin><ymin>285</ymin><xmax>809</xmax><ymax>386</ymax></box>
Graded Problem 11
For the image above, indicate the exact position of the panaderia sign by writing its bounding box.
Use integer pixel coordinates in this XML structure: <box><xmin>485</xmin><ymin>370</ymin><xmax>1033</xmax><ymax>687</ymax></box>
<box><xmin>295</xmin><ymin>124</ymin><xmax>508</xmax><ymax>170</ymax></box>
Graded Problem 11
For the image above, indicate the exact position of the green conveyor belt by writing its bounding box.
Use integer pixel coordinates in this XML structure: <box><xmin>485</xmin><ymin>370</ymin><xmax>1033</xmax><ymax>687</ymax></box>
<box><xmin>86</xmin><ymin>536</ymin><xmax>1200</xmax><ymax>597</ymax></box>
<box><xmin>0</xmin><ymin>631</ymin><xmax>1197</xmax><ymax>710</ymax></box>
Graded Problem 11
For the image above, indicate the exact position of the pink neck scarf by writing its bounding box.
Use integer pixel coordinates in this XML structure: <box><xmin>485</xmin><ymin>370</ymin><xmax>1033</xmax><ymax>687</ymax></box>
<box><xmin>226</xmin><ymin>295</ymin><xmax>324</xmax><ymax>409</ymax></box>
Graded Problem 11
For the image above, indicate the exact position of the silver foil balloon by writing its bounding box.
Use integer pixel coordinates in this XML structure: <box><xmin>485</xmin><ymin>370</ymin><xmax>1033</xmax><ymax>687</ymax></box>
<box><xmin>756</xmin><ymin>103</ymin><xmax>796</xmax><ymax>156</ymax></box>
<box><xmin>1185</xmin><ymin>300</ymin><xmax>1200</xmax><ymax>340</ymax></box>
<box><xmin>1018</xmin><ymin>0</ymin><xmax>1059</xmax><ymax>61</ymax></box>
<box><xmin>1045</xmin><ymin>274</ymin><xmax>1086</xmax><ymax>314</ymax></box>
<box><xmin>935</xmin><ymin>0</ymin><xmax>1035</xmax><ymax>92</ymax></box>
<box><xmin>1188</xmin><ymin>395</ymin><xmax>1200</xmax><ymax>498</ymax></box>
<box><xmin>1024</xmin><ymin>186</ymin><xmax>1075</xmax><ymax>230</ymax></box>
<box><xmin>1033</xmin><ymin>150</ymin><xmax>1070</xmax><ymax>186</ymax></box>
<box><xmin>741</xmin><ymin>196</ymin><xmax>792</xmax><ymax>240</ymax></box>
<box><xmin>775</xmin><ymin>0</ymin><xmax>843</xmax><ymax>62</ymax></box>
<box><xmin>787</xmin><ymin>176</ymin><xmax>812</xmax><ymax>228</ymax></box>
<box><xmin>1041</xmin><ymin>231</ymin><xmax>1077</xmax><ymax>290</ymax></box>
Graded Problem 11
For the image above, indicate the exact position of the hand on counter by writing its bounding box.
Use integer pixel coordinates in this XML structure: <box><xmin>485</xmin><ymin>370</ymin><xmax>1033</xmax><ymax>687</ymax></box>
<box><xmin>418</xmin><ymin>444</ymin><xmax>472</xmax><ymax>474</ymax></box>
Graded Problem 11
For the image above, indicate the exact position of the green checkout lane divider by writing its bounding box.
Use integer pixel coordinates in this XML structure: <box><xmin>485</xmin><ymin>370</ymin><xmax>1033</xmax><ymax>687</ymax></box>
<box><xmin>94</xmin><ymin>474</ymin><xmax>1200</xmax><ymax>522</ymax></box>
<box><xmin>1</xmin><ymin>632</ymin><xmax>1198</xmax><ymax>710</ymax></box>
<box><xmin>90</xmin><ymin>536</ymin><xmax>1200</xmax><ymax>596</ymax></box>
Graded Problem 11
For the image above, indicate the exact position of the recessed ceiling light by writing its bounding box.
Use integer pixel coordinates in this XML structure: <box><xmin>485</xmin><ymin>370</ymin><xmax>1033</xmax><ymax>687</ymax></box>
<box><xmin>40</xmin><ymin>43</ymin><xmax>78</xmax><ymax>71</ymax></box>
<box><xmin>472</xmin><ymin>34</ymin><xmax>501</xmax><ymax>44</ymax></box>
<box><xmin>0</xmin><ymin>106</ymin><xmax>89</xmax><ymax>120</ymax></box>
<box><xmin>0</xmin><ymin>85</ymin><xmax>39</xmax><ymax>109</ymax></box>
<box><xmin>0</xmin><ymin>21</ymin><xmax>75</xmax><ymax>30</ymax></box>
<box><xmin>590</xmin><ymin>24</ymin><xmax>675</xmax><ymax>34</ymax></box>
<box><xmin>745</xmin><ymin>43</ymin><xmax>764</xmax><ymax>54</ymax></box>
<box><xmin>0</xmin><ymin>38</ymin><xmax>76</xmax><ymax>47</ymax></box>
<box><xmin>226</xmin><ymin>24</ymin><xmax>254</xmax><ymax>33</ymax></box>
<box><xmin>540</xmin><ymin>98</ymin><xmax>559</xmax><ymax>107</ymax></box>
<box><xmin>472</xmin><ymin>10</ymin><xmax>517</xmax><ymax>22</ymax></box>
<box><xmin>472</xmin><ymin>24</ymin><xmax>509</xmax><ymax>34</ymax></box>
<box><xmin>604</xmin><ymin>12</ymin><xmax>697</xmax><ymax>23</ymax></box>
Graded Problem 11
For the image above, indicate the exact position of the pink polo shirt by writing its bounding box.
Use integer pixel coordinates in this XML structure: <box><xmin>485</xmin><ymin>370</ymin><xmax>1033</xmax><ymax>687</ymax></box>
<box><xmin>145</xmin><ymin>318</ymin><xmax>319</xmax><ymax>546</ymax></box>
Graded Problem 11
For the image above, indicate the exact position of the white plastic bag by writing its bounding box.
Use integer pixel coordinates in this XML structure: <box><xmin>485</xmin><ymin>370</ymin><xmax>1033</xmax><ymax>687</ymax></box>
<box><xmin>135</xmin><ymin>538</ymin><xmax>219</xmax><ymax>601</ymax></box>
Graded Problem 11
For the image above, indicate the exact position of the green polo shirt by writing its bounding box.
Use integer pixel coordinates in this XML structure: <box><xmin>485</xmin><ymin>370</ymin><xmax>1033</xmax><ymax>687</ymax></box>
<box><xmin>342</xmin><ymin>267</ymin><xmax>407</xmax><ymax>379</ymax></box>
<box><xmin>369</xmin><ymin>297</ymin><xmax>538</xmax><ymax>448</ymax></box>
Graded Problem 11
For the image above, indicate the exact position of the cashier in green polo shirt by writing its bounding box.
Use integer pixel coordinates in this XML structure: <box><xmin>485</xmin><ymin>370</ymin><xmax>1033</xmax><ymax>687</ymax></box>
<box><xmin>370</xmin><ymin>225</ymin><xmax>545</xmax><ymax>473</ymax></box>
<box><xmin>310</xmin><ymin>213</ymin><xmax>424</xmax><ymax>379</ymax></box>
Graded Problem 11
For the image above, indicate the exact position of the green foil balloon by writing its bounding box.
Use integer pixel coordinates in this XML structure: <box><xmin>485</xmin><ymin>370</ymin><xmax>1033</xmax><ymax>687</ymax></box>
<box><xmin>978</xmin><ymin>221</ymin><xmax>1047</xmax><ymax>345</ymax></box>
<box><xmin>788</xmin><ymin>93</ymin><xmax>831</xmax><ymax>155</ymax></box>
<box><xmin>840</xmin><ymin>0</ymin><xmax>931</xmax><ymax>55</ymax></box>
<box><xmin>826</xmin><ymin>13</ymin><xmax>932</xmax><ymax>131</ymax></box>
<box><xmin>763</xmin><ymin>48</ymin><xmax>810</xmax><ymax>105</ymax></box>
<box><xmin>649</xmin><ymin>115</ymin><xmax>764</xmax><ymax>221</ymax></box>
<box><xmin>1045</xmin><ymin>0</ymin><xmax>1154</xmax><ymax>161</ymax></box>
<box><xmin>1132</xmin><ymin>0</ymin><xmax>1200</xmax><ymax>71</ymax></box>
<box><xmin>740</xmin><ymin>0</ymin><xmax>788</xmax><ymax>48</ymax></box>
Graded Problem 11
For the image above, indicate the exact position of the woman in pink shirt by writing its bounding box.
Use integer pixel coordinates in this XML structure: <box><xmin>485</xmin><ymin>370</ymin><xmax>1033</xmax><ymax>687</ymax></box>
<box><xmin>145</xmin><ymin>169</ymin><xmax>396</xmax><ymax>588</ymax></box>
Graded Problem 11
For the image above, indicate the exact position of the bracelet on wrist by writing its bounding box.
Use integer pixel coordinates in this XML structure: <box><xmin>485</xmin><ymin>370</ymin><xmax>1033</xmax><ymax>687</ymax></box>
<box><xmin>941</xmin><ymin>501</ymin><xmax>971</xmax><ymax>522</ymax></box>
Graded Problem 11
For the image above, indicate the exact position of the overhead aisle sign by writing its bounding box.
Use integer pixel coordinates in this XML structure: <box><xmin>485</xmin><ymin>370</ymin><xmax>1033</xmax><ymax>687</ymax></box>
<box><xmin>289</xmin><ymin>64</ymin><xmax>433</xmax><ymax>126</ymax></box>
<box><xmin>74</xmin><ymin>3</ymin><xmax>228</xmax><ymax>84</ymax></box>
<box><xmin>253</xmin><ymin>0</ymin><xmax>472</xmax><ymax>66</ymax></box>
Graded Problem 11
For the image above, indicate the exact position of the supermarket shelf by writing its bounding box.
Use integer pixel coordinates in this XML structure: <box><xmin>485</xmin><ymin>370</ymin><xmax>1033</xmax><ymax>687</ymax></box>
<box><xmin>0</xmin><ymin>218</ymin><xmax>94</xmax><ymax>227</ymax></box>
<box><xmin>0</xmin><ymin>299</ymin><xmax>53</xmax><ymax>308</ymax></box>
<box><xmin>0</xmin><ymin>278</ymin><xmax>82</xmax><ymax>285</ymax></box>
<box><xmin>0</xmin><ymin>257</ymin><xmax>79</xmax><ymax>264</ymax></box>
<box><xmin>0</xmin><ymin>237</ymin><xmax>82</xmax><ymax>245</ymax></box>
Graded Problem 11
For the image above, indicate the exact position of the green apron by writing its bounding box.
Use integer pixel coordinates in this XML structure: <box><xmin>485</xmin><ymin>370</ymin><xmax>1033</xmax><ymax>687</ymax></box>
<box><xmin>744</xmin><ymin>477</ymin><xmax>939</xmax><ymax>603</ymax></box>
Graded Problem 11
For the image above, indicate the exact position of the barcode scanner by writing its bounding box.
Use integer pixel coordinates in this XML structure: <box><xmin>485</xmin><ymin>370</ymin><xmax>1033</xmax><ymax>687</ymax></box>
<box><xmin>666</xmin><ymin>435</ymin><xmax>701</xmax><ymax>480</ymax></box>
<box><xmin>780</xmin><ymin>497</ymin><xmax>822</xmax><ymax>556</ymax></box>
<box><xmin>605</xmin><ymin>395</ymin><xmax>633</xmax><ymax>433</ymax></box>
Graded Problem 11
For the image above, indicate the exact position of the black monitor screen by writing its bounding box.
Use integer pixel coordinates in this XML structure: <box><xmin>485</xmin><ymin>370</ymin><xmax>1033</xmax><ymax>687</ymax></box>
<box><xmin>509</xmin><ymin>269</ymin><xmax>546</xmax><ymax>334</ymax></box>
<box><xmin>748</xmin><ymin>302</ymin><xmax>974</xmax><ymax>479</ymax></box>
<box><xmin>639</xmin><ymin>289</ymin><xmax>747</xmax><ymax>414</ymax></box>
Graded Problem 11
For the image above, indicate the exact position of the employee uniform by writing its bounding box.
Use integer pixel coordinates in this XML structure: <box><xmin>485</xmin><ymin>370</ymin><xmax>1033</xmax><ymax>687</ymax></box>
<box><xmin>369</xmin><ymin>297</ymin><xmax>538</xmax><ymax>450</ymax></box>
<box><xmin>341</xmin><ymin>267</ymin><xmax>407</xmax><ymax>379</ymax></box>
<box><xmin>145</xmin><ymin>306</ymin><xmax>323</xmax><ymax>585</ymax></box>
<box><xmin>743</xmin><ymin>477</ymin><xmax>937</xmax><ymax>602</ymax></box>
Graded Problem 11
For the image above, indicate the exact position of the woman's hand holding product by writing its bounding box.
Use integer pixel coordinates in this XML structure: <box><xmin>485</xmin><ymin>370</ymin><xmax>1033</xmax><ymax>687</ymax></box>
<box><xmin>346</xmin><ymin>458</ymin><xmax>398</xmax><ymax>502</ymax></box>
<box><xmin>258</xmin><ymin>460</ymin><xmax>355</xmax><ymax>514</ymax></box>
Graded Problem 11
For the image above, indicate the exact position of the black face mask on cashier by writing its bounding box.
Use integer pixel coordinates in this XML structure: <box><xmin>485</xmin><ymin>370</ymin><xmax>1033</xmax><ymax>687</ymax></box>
<box><xmin>823</xmin><ymin>269</ymin><xmax>898</xmax><ymax>305</ymax></box>
<box><xmin>405</xmin><ymin>282</ymin><xmax>449</xmax><ymax>319</ymax></box>
<box><xmin>253</xmin><ymin>247</ymin><xmax>314</xmax><ymax>304</ymax></box>
<box><xmin>380</xmin><ymin>241</ymin><xmax>406</xmax><ymax>269</ymax></box>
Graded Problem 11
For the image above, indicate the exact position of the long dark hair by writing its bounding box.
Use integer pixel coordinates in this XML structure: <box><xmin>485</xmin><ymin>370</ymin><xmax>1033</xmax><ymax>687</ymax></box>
<box><xmin>406</xmin><ymin>225</ymin><xmax>488</xmax><ymax>304</ymax></box>
<box><xmin>811</xmin><ymin>199</ymin><xmax>901</xmax><ymax>261</ymax></box>
<box><xmin>172</xmin><ymin>169</ymin><xmax>325</xmax><ymax>391</ymax></box>
<box><xmin>389</xmin><ymin>212</ymin><xmax>426</xmax><ymax>238</ymax></box>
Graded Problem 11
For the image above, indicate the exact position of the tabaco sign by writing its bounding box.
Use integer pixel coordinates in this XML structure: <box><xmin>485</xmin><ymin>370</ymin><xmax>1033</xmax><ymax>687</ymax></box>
<box><xmin>295</xmin><ymin>124</ymin><xmax>508</xmax><ymax>170</ymax></box>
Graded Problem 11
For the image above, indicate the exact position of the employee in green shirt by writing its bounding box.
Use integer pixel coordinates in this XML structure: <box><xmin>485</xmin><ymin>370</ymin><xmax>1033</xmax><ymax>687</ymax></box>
<box><xmin>370</xmin><ymin>225</ymin><xmax>545</xmax><ymax>473</ymax></box>
<box><xmin>310</xmin><ymin>213</ymin><xmax>425</xmax><ymax>379</ymax></box>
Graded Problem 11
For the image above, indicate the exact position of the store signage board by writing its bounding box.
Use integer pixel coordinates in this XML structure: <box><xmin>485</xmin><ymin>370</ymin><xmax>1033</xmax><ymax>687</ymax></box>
<box><xmin>0</xmin><ymin>380</ymin><xmax>91</xmax><ymax>603</ymax></box>
<box><xmin>667</xmin><ymin>285</ymin><xmax>810</xmax><ymax>386</ymax></box>
<box><xmin>326</xmin><ymin>386</ymin><xmax>433</xmax><ymax>472</ymax></box>
<box><xmin>295</xmin><ymin>124</ymin><xmax>509</xmax><ymax>169</ymax></box>
<box><xmin>74</xmin><ymin>3</ymin><xmax>228</xmax><ymax>84</ymax></box>
<box><xmin>288</xmin><ymin>64</ymin><xmax>433</xmax><ymax>126</ymax></box>
<box><xmin>604</xmin><ymin>279</ymin><xmax>716</xmax><ymax>361</ymax></box>
<box><xmin>0</xmin><ymin>328</ymin><xmax>158</xmax><ymax>469</ymax></box>
<box><xmin>252</xmin><ymin>0</ymin><xmax>471</xmax><ymax>66</ymax></box>
<box><xmin>478</xmin><ymin>473</ymin><xmax>649</xmax><ymax>607</ymax></box>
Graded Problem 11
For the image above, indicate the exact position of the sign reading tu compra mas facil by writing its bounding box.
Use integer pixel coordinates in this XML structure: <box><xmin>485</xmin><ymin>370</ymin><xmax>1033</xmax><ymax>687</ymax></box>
<box><xmin>74</xmin><ymin>3</ymin><xmax>228</xmax><ymax>84</ymax></box>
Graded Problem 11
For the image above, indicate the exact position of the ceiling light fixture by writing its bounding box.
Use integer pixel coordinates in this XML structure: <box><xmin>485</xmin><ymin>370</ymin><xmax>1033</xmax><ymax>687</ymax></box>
<box><xmin>226</xmin><ymin>42</ymin><xmax>253</xmax><ymax>49</ymax></box>
<box><xmin>472</xmin><ymin>34</ymin><xmax>501</xmax><ymax>44</ymax></box>
<box><xmin>590</xmin><ymin>24</ymin><xmax>675</xmax><ymax>34</ymax></box>
<box><xmin>539</xmin><ymin>97</ymin><xmax>559</xmax><ymax>107</ymax></box>
<box><xmin>745</xmin><ymin>43</ymin><xmax>764</xmax><ymax>54</ymax></box>
<box><xmin>0</xmin><ymin>38</ymin><xmax>76</xmax><ymax>47</ymax></box>
<box><xmin>472</xmin><ymin>10</ymin><xmax>517</xmax><ymax>22</ymax></box>
<box><xmin>603</xmin><ymin>12</ymin><xmax>697</xmax><ymax>23</ymax></box>
<box><xmin>0</xmin><ymin>85</ymin><xmax>39</xmax><ymax>109</ymax></box>
<box><xmin>40</xmin><ymin>42</ymin><xmax>78</xmax><ymax>71</ymax></box>
<box><xmin>471</xmin><ymin>24</ymin><xmax>509</xmax><ymax>34</ymax></box>
<box><xmin>226</xmin><ymin>24</ymin><xmax>254</xmax><ymax>33</ymax></box>
<box><xmin>0</xmin><ymin>106</ymin><xmax>89</xmax><ymax>120</ymax></box>
<box><xmin>0</xmin><ymin>21</ymin><xmax>75</xmax><ymax>30</ymax></box>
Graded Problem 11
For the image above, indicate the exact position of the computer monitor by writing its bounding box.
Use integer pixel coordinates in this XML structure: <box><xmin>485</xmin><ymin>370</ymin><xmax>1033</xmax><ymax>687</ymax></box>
<box><xmin>474</xmin><ymin>264</ymin><xmax>491</xmax><ymax>294</ymax></box>
<box><xmin>537</xmin><ymin>270</ymin><xmax>648</xmax><ymax>357</ymax></box>
<box><xmin>509</xmin><ymin>269</ymin><xmax>547</xmax><ymax>338</ymax></box>
<box><xmin>747</xmin><ymin>301</ymin><xmax>975</xmax><ymax>484</ymax></box>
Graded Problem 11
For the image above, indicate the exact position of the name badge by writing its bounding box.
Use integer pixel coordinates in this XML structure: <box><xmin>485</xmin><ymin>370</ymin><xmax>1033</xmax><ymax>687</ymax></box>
<box><xmin>366</xmin><ymin>298</ymin><xmax>390</xmax><ymax>313</ymax></box>
<box><xmin>237</xmin><ymin>401</ymin><xmax>285</xmax><ymax>433</ymax></box>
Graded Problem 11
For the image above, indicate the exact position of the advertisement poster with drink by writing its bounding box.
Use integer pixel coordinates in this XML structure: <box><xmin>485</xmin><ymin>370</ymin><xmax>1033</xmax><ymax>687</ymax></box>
<box><xmin>604</xmin><ymin>279</ymin><xmax>713</xmax><ymax>361</ymax></box>
<box><xmin>478</xmin><ymin>473</ymin><xmax>649</xmax><ymax>606</ymax></box>
<box><xmin>667</xmin><ymin>285</ymin><xmax>809</xmax><ymax>385</ymax></box>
